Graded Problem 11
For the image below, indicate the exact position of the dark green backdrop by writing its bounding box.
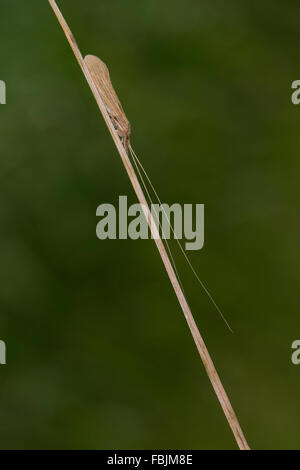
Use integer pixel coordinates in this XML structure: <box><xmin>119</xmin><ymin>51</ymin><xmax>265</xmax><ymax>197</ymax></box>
<box><xmin>1</xmin><ymin>0</ymin><xmax>300</xmax><ymax>449</ymax></box>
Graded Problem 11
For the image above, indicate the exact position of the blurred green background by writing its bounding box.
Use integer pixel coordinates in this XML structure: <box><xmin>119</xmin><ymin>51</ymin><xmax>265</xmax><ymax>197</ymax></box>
<box><xmin>1</xmin><ymin>0</ymin><xmax>300</xmax><ymax>450</ymax></box>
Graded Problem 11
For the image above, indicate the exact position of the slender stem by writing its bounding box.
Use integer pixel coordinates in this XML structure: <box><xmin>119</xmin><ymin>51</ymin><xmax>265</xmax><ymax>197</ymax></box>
<box><xmin>48</xmin><ymin>0</ymin><xmax>250</xmax><ymax>450</ymax></box>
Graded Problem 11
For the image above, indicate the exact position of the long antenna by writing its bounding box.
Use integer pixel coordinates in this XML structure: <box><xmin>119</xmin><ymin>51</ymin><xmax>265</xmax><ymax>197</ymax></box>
<box><xmin>48</xmin><ymin>0</ymin><xmax>250</xmax><ymax>450</ymax></box>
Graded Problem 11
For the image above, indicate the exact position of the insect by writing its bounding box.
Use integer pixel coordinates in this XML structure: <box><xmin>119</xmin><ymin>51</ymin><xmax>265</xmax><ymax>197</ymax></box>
<box><xmin>85</xmin><ymin>54</ymin><xmax>232</xmax><ymax>332</ymax></box>
<box><xmin>84</xmin><ymin>55</ymin><xmax>131</xmax><ymax>150</ymax></box>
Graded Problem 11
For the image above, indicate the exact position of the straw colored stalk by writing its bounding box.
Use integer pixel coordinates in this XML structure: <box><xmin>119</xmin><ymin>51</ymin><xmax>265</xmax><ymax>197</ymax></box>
<box><xmin>48</xmin><ymin>0</ymin><xmax>250</xmax><ymax>450</ymax></box>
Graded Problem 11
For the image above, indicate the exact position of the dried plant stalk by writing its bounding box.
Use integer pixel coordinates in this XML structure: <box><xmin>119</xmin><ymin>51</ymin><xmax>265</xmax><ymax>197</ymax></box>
<box><xmin>48</xmin><ymin>0</ymin><xmax>250</xmax><ymax>450</ymax></box>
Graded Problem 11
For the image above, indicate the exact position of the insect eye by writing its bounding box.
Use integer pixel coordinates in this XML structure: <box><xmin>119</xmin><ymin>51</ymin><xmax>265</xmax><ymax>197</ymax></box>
<box><xmin>111</xmin><ymin>118</ymin><xmax>119</xmax><ymax>131</ymax></box>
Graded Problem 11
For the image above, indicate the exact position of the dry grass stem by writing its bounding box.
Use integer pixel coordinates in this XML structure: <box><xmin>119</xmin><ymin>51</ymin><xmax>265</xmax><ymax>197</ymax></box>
<box><xmin>48</xmin><ymin>0</ymin><xmax>250</xmax><ymax>450</ymax></box>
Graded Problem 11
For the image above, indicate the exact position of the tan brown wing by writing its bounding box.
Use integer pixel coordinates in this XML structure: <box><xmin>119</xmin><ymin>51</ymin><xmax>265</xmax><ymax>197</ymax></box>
<box><xmin>84</xmin><ymin>55</ymin><xmax>130</xmax><ymax>141</ymax></box>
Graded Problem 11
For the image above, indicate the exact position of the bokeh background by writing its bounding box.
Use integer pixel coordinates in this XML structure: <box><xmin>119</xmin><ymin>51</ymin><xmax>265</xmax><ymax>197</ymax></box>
<box><xmin>0</xmin><ymin>0</ymin><xmax>300</xmax><ymax>450</ymax></box>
